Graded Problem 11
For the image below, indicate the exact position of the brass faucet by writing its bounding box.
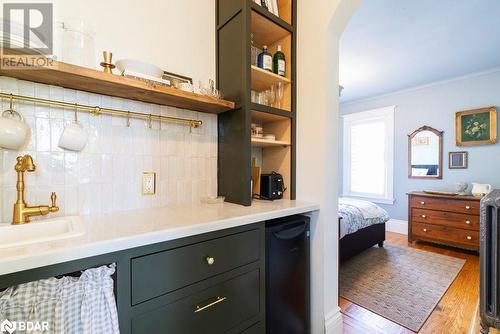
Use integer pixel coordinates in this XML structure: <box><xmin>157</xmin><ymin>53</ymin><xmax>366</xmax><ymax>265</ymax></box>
<box><xmin>12</xmin><ymin>155</ymin><xmax>59</xmax><ymax>225</ymax></box>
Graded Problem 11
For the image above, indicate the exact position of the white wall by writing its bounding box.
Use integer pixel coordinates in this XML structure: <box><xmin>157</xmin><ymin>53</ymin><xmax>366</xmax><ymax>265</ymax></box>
<box><xmin>53</xmin><ymin>0</ymin><xmax>215</xmax><ymax>84</ymax></box>
<box><xmin>0</xmin><ymin>0</ymin><xmax>219</xmax><ymax>222</ymax></box>
<box><xmin>340</xmin><ymin>70</ymin><xmax>500</xmax><ymax>221</ymax></box>
<box><xmin>297</xmin><ymin>0</ymin><xmax>361</xmax><ymax>333</ymax></box>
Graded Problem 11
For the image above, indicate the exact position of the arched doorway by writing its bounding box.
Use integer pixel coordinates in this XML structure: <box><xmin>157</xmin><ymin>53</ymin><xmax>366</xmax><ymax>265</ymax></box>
<box><xmin>296</xmin><ymin>1</ymin><xmax>361</xmax><ymax>333</ymax></box>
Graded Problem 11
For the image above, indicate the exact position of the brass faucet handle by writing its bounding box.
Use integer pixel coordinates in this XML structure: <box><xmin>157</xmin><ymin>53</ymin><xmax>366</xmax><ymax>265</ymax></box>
<box><xmin>50</xmin><ymin>192</ymin><xmax>59</xmax><ymax>212</ymax></box>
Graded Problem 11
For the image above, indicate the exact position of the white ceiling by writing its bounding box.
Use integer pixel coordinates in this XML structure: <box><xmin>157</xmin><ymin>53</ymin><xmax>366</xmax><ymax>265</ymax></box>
<box><xmin>339</xmin><ymin>0</ymin><xmax>500</xmax><ymax>102</ymax></box>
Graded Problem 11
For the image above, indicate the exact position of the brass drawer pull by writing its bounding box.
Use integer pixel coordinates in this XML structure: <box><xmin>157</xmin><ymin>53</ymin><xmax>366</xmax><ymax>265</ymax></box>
<box><xmin>465</xmin><ymin>220</ymin><xmax>471</xmax><ymax>225</ymax></box>
<box><xmin>205</xmin><ymin>256</ymin><xmax>215</xmax><ymax>265</ymax></box>
<box><xmin>194</xmin><ymin>296</ymin><xmax>227</xmax><ymax>313</ymax></box>
<box><xmin>420</xmin><ymin>201</ymin><xmax>425</xmax><ymax>205</ymax></box>
<box><xmin>423</xmin><ymin>228</ymin><xmax>428</xmax><ymax>232</ymax></box>
<box><xmin>465</xmin><ymin>205</ymin><xmax>471</xmax><ymax>210</ymax></box>
<box><xmin>467</xmin><ymin>236</ymin><xmax>472</xmax><ymax>240</ymax></box>
<box><xmin>421</xmin><ymin>214</ymin><xmax>427</xmax><ymax>218</ymax></box>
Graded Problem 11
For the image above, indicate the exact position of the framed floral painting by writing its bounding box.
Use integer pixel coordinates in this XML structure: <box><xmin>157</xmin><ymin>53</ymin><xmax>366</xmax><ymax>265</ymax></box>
<box><xmin>456</xmin><ymin>107</ymin><xmax>497</xmax><ymax>146</ymax></box>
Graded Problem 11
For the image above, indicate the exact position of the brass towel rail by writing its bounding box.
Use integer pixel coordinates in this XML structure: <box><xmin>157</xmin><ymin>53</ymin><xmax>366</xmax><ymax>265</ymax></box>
<box><xmin>0</xmin><ymin>92</ymin><xmax>203</xmax><ymax>129</ymax></box>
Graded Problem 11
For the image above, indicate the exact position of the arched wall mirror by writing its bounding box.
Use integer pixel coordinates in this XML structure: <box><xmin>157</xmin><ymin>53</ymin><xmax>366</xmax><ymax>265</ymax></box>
<box><xmin>408</xmin><ymin>126</ymin><xmax>443</xmax><ymax>179</ymax></box>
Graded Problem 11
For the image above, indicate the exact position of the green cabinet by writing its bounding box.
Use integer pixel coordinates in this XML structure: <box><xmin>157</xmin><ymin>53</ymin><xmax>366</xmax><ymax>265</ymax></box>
<box><xmin>131</xmin><ymin>229</ymin><xmax>260</xmax><ymax>305</ymax></box>
<box><xmin>131</xmin><ymin>269</ymin><xmax>260</xmax><ymax>334</ymax></box>
<box><xmin>0</xmin><ymin>223</ymin><xmax>266</xmax><ymax>334</ymax></box>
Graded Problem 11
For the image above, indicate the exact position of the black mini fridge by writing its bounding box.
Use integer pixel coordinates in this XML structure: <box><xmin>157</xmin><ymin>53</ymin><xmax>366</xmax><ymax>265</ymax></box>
<box><xmin>266</xmin><ymin>215</ymin><xmax>310</xmax><ymax>334</ymax></box>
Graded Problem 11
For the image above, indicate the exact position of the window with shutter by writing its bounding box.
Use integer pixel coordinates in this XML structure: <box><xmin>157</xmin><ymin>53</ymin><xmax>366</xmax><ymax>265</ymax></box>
<box><xmin>342</xmin><ymin>106</ymin><xmax>395</xmax><ymax>204</ymax></box>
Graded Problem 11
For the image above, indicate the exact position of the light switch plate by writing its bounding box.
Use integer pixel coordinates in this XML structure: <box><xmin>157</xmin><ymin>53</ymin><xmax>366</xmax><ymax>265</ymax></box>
<box><xmin>142</xmin><ymin>172</ymin><xmax>156</xmax><ymax>195</ymax></box>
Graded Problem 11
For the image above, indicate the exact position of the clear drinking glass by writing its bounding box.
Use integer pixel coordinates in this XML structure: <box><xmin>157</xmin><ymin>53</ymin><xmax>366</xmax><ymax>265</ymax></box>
<box><xmin>267</xmin><ymin>87</ymin><xmax>276</xmax><ymax>107</ymax></box>
<box><xmin>270</xmin><ymin>84</ymin><xmax>277</xmax><ymax>107</ymax></box>
<box><xmin>251</xmin><ymin>90</ymin><xmax>258</xmax><ymax>103</ymax></box>
<box><xmin>276</xmin><ymin>82</ymin><xmax>284</xmax><ymax>109</ymax></box>
<box><xmin>198</xmin><ymin>80</ymin><xmax>208</xmax><ymax>95</ymax></box>
<box><xmin>258</xmin><ymin>91</ymin><xmax>268</xmax><ymax>105</ymax></box>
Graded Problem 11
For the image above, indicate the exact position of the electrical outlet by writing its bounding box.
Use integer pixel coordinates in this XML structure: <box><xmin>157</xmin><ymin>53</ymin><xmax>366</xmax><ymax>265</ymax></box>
<box><xmin>142</xmin><ymin>172</ymin><xmax>156</xmax><ymax>195</ymax></box>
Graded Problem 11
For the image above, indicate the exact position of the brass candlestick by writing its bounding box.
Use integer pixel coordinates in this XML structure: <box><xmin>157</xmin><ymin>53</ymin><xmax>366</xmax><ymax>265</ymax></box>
<box><xmin>100</xmin><ymin>51</ymin><xmax>116</xmax><ymax>74</ymax></box>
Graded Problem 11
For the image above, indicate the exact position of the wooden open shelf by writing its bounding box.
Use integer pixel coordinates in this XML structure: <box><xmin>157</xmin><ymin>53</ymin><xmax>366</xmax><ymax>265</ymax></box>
<box><xmin>250</xmin><ymin>1</ymin><xmax>292</xmax><ymax>29</ymax></box>
<box><xmin>251</xmin><ymin>9</ymin><xmax>291</xmax><ymax>48</ymax></box>
<box><xmin>251</xmin><ymin>137</ymin><xmax>290</xmax><ymax>147</ymax></box>
<box><xmin>251</xmin><ymin>103</ymin><xmax>292</xmax><ymax>118</ymax></box>
<box><xmin>251</xmin><ymin>109</ymin><xmax>291</xmax><ymax>123</ymax></box>
<box><xmin>251</xmin><ymin>65</ymin><xmax>291</xmax><ymax>92</ymax></box>
<box><xmin>251</xmin><ymin>110</ymin><xmax>292</xmax><ymax>194</ymax></box>
<box><xmin>0</xmin><ymin>56</ymin><xmax>235</xmax><ymax>114</ymax></box>
<box><xmin>252</xmin><ymin>144</ymin><xmax>291</xmax><ymax>199</ymax></box>
<box><xmin>252</xmin><ymin>110</ymin><xmax>291</xmax><ymax>141</ymax></box>
<box><xmin>251</xmin><ymin>10</ymin><xmax>292</xmax><ymax>111</ymax></box>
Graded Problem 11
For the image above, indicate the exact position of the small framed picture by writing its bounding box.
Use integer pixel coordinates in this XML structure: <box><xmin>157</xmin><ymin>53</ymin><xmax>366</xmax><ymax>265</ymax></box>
<box><xmin>449</xmin><ymin>151</ymin><xmax>468</xmax><ymax>169</ymax></box>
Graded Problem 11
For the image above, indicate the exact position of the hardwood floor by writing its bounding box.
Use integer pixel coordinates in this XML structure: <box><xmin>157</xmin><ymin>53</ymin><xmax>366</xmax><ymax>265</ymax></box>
<box><xmin>340</xmin><ymin>232</ymin><xmax>485</xmax><ymax>334</ymax></box>
<box><xmin>470</xmin><ymin>302</ymin><xmax>500</xmax><ymax>334</ymax></box>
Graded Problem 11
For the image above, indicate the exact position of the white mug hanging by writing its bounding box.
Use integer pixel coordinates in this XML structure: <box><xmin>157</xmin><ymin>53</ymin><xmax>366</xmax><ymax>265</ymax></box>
<box><xmin>58</xmin><ymin>105</ymin><xmax>88</xmax><ymax>152</ymax></box>
<box><xmin>0</xmin><ymin>96</ymin><xmax>30</xmax><ymax>150</ymax></box>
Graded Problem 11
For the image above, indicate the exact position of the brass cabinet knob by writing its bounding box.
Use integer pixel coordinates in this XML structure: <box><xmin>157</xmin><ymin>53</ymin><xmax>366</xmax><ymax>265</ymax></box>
<box><xmin>421</xmin><ymin>215</ymin><xmax>427</xmax><ymax>218</ymax></box>
<box><xmin>423</xmin><ymin>228</ymin><xmax>428</xmax><ymax>232</ymax></box>
<box><xmin>466</xmin><ymin>220</ymin><xmax>471</xmax><ymax>225</ymax></box>
<box><xmin>205</xmin><ymin>256</ymin><xmax>215</xmax><ymax>265</ymax></box>
<box><xmin>467</xmin><ymin>236</ymin><xmax>472</xmax><ymax>240</ymax></box>
<box><xmin>420</xmin><ymin>201</ymin><xmax>425</xmax><ymax>205</ymax></box>
<box><xmin>465</xmin><ymin>205</ymin><xmax>471</xmax><ymax>210</ymax></box>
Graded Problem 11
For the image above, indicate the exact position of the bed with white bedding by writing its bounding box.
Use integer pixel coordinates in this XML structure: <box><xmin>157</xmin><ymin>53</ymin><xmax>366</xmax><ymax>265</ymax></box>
<box><xmin>339</xmin><ymin>197</ymin><xmax>390</xmax><ymax>262</ymax></box>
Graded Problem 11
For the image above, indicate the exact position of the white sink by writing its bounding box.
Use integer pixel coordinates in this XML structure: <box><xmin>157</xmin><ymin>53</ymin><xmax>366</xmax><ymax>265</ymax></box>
<box><xmin>0</xmin><ymin>216</ymin><xmax>86</xmax><ymax>249</ymax></box>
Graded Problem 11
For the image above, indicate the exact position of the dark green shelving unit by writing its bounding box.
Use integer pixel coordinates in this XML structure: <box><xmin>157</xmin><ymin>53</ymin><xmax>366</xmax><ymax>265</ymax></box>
<box><xmin>216</xmin><ymin>0</ymin><xmax>297</xmax><ymax>206</ymax></box>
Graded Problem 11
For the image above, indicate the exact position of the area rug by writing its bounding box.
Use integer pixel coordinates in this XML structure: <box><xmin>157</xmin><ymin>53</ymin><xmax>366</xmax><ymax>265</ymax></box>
<box><xmin>340</xmin><ymin>244</ymin><xmax>465</xmax><ymax>332</ymax></box>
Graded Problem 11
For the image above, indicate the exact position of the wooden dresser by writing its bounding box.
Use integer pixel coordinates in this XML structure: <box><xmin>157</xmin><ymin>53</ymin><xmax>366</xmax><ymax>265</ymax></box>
<box><xmin>408</xmin><ymin>191</ymin><xmax>481</xmax><ymax>251</ymax></box>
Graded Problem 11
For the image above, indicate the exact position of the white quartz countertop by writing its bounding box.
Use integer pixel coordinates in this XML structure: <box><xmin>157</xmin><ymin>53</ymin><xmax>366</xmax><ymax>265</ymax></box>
<box><xmin>0</xmin><ymin>200</ymin><xmax>319</xmax><ymax>276</ymax></box>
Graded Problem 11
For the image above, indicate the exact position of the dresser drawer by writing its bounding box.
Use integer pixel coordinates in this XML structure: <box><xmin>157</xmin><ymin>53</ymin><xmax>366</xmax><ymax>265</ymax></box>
<box><xmin>412</xmin><ymin>222</ymin><xmax>479</xmax><ymax>249</ymax></box>
<box><xmin>411</xmin><ymin>196</ymin><xmax>480</xmax><ymax>215</ymax></box>
<box><xmin>131</xmin><ymin>229</ymin><xmax>260</xmax><ymax>305</ymax></box>
<box><xmin>131</xmin><ymin>269</ymin><xmax>260</xmax><ymax>334</ymax></box>
<box><xmin>412</xmin><ymin>208</ymin><xmax>479</xmax><ymax>231</ymax></box>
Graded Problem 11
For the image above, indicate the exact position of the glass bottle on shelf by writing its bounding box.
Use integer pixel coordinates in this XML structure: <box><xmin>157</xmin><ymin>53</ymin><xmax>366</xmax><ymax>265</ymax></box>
<box><xmin>258</xmin><ymin>46</ymin><xmax>273</xmax><ymax>72</ymax></box>
<box><xmin>273</xmin><ymin>45</ymin><xmax>286</xmax><ymax>77</ymax></box>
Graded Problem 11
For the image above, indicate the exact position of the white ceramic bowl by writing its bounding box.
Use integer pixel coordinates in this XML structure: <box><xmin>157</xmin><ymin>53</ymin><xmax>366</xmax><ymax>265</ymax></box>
<box><xmin>115</xmin><ymin>59</ymin><xmax>163</xmax><ymax>78</ymax></box>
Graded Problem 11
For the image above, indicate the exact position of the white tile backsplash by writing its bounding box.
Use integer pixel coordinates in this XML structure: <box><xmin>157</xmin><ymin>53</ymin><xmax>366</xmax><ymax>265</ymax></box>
<box><xmin>0</xmin><ymin>77</ymin><xmax>218</xmax><ymax>223</ymax></box>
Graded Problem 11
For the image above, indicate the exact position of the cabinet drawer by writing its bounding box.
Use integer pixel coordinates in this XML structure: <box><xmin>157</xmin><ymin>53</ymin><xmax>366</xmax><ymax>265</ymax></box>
<box><xmin>131</xmin><ymin>269</ymin><xmax>260</xmax><ymax>334</ymax></box>
<box><xmin>131</xmin><ymin>229</ymin><xmax>260</xmax><ymax>305</ymax></box>
<box><xmin>412</xmin><ymin>222</ymin><xmax>479</xmax><ymax>249</ymax></box>
<box><xmin>412</xmin><ymin>208</ymin><xmax>479</xmax><ymax>231</ymax></box>
<box><xmin>411</xmin><ymin>196</ymin><xmax>480</xmax><ymax>215</ymax></box>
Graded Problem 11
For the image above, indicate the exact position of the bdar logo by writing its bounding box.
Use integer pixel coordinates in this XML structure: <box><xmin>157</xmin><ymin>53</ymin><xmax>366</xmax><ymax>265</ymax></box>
<box><xmin>0</xmin><ymin>319</ymin><xmax>16</xmax><ymax>334</ymax></box>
